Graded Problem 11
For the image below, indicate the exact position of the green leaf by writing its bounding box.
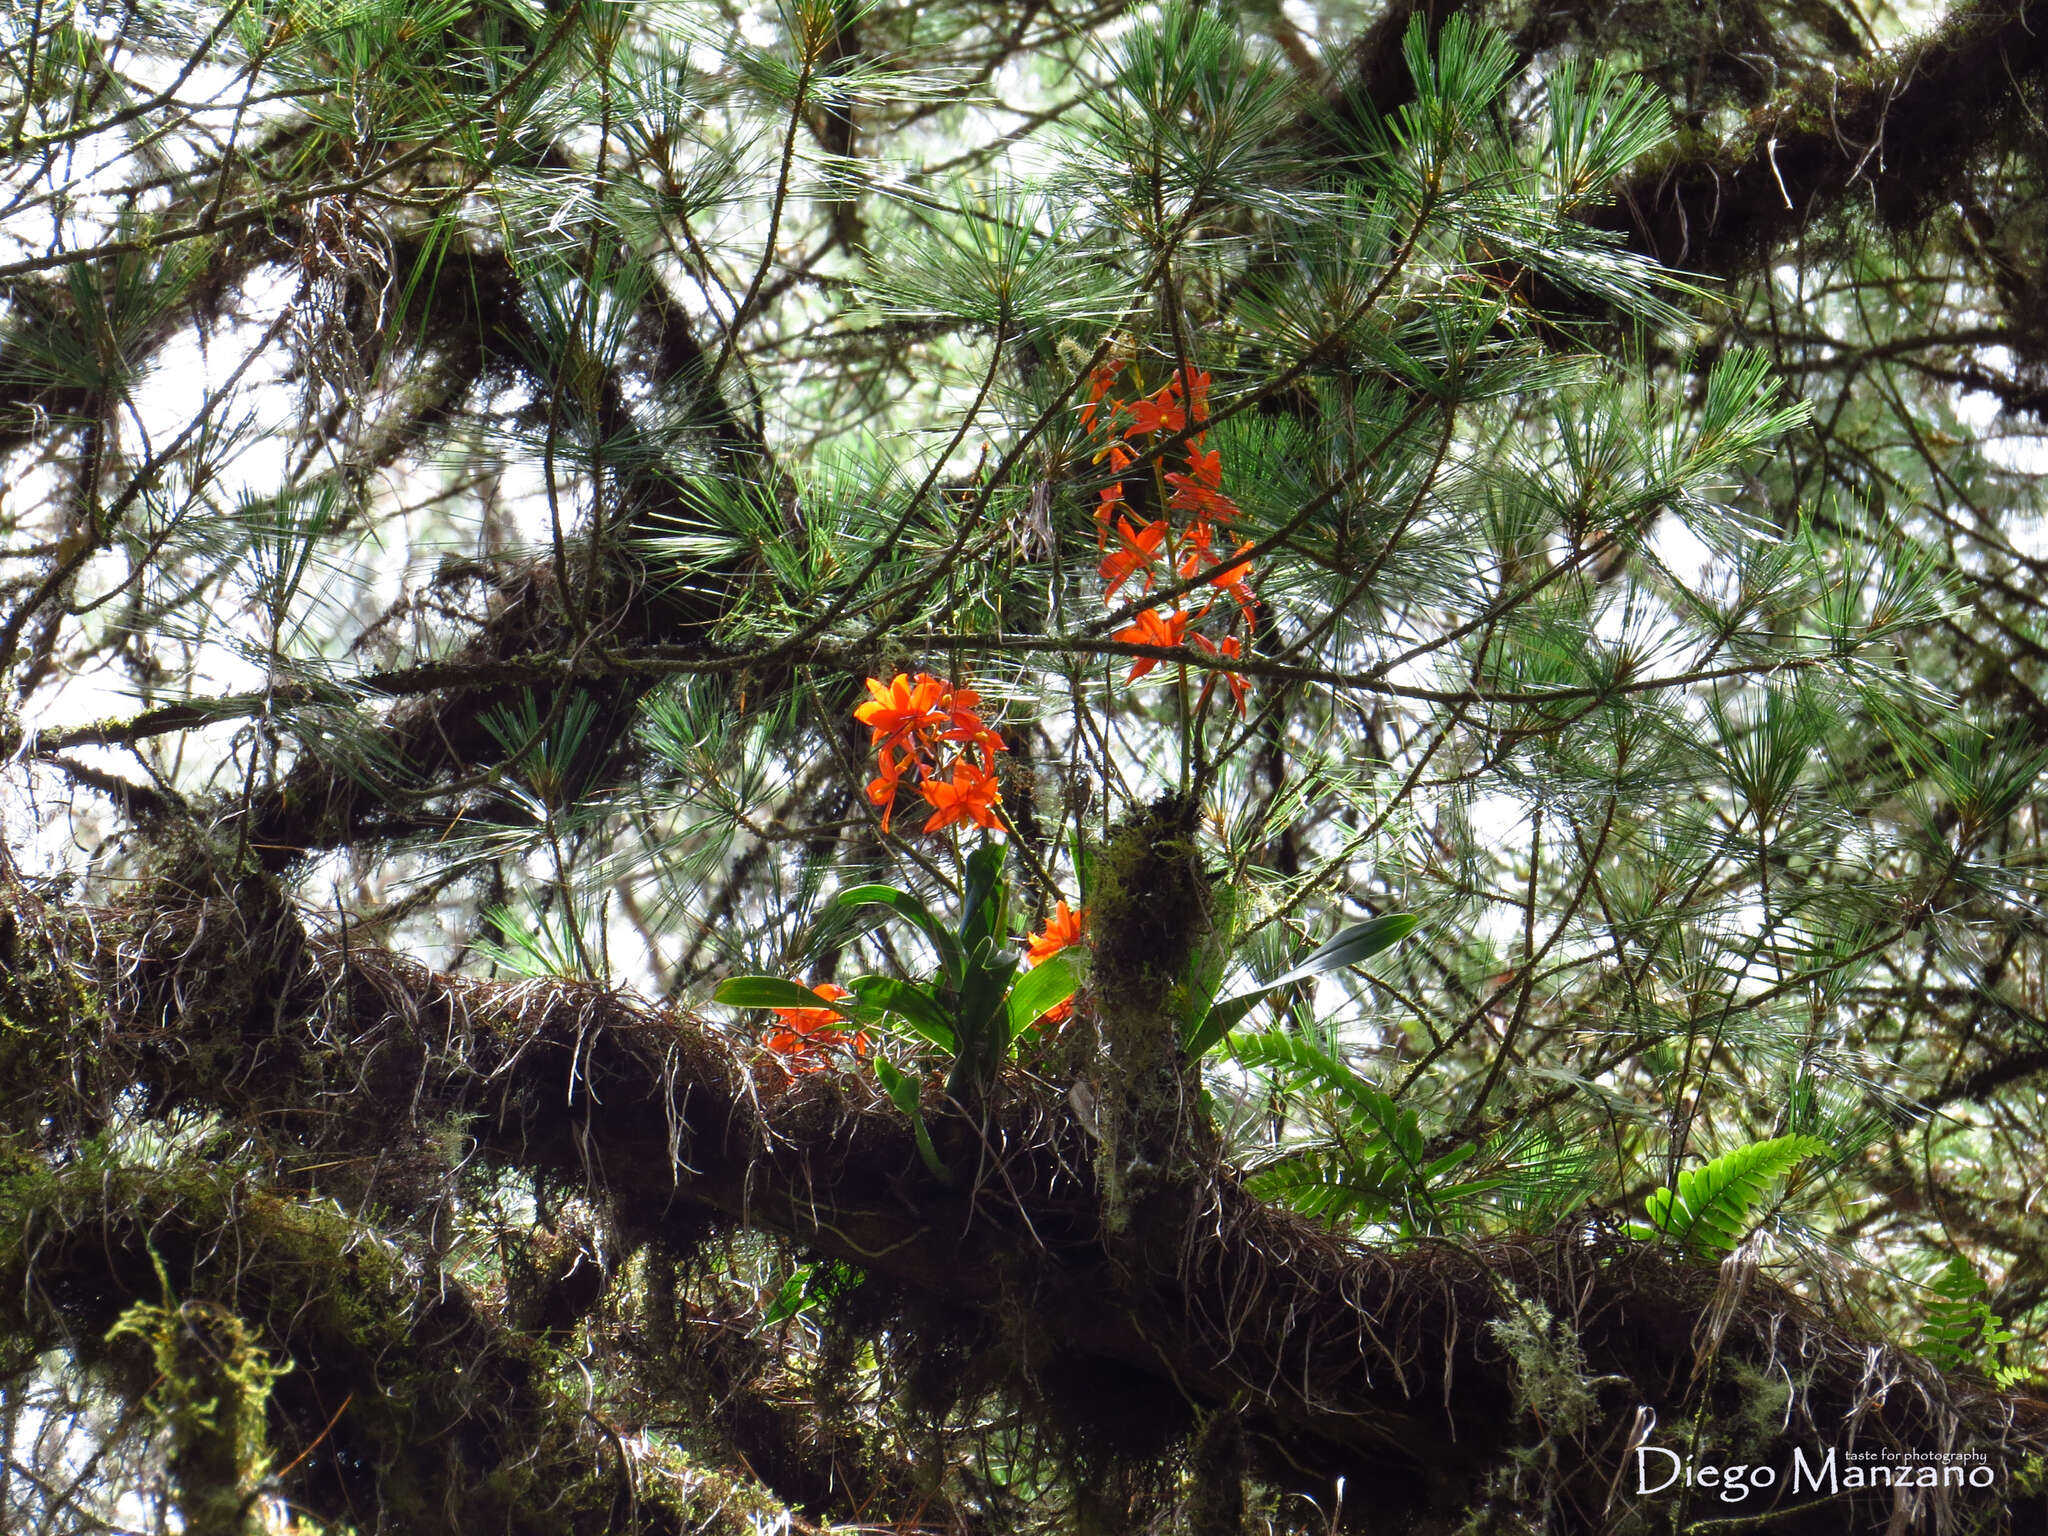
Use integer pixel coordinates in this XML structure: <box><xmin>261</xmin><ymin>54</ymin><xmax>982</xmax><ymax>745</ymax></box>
<box><xmin>758</xmin><ymin>1259</ymin><xmax>860</xmax><ymax>1330</ymax></box>
<box><xmin>1264</xmin><ymin>914</ymin><xmax>1421</xmax><ymax>990</ymax></box>
<box><xmin>1182</xmin><ymin>990</ymin><xmax>1271</xmax><ymax>1062</ymax></box>
<box><xmin>1431</xmin><ymin>1177</ymin><xmax>1510</xmax><ymax>1204</ymax></box>
<box><xmin>1918</xmin><ymin>1256</ymin><xmax>2019</xmax><ymax>1376</ymax></box>
<box><xmin>846</xmin><ymin>975</ymin><xmax>956</xmax><ymax>1052</ymax></box>
<box><xmin>1421</xmin><ymin>1142</ymin><xmax>1481</xmax><ymax>1180</ymax></box>
<box><xmin>836</xmin><ymin>883</ymin><xmax>965</xmax><ymax>988</ymax></box>
<box><xmin>1179</xmin><ymin>882</ymin><xmax>1240</xmax><ymax>1026</ymax></box>
<box><xmin>761</xmin><ymin>1265</ymin><xmax>818</xmax><ymax>1327</ymax></box>
<box><xmin>876</xmin><ymin>1057</ymin><xmax>953</xmax><ymax>1185</ymax></box>
<box><xmin>1231</xmin><ymin>1031</ymin><xmax>1424</xmax><ymax>1168</ymax></box>
<box><xmin>1630</xmin><ymin>1135</ymin><xmax>1829</xmax><ymax>1258</ymax></box>
<box><xmin>713</xmin><ymin>976</ymin><xmax>851</xmax><ymax>1013</ymax></box>
<box><xmin>1182</xmin><ymin>914</ymin><xmax>1418</xmax><ymax>1059</ymax></box>
<box><xmin>947</xmin><ymin>946</ymin><xmax>1019</xmax><ymax>1099</ymax></box>
<box><xmin>1006</xmin><ymin>950</ymin><xmax>1080</xmax><ymax>1040</ymax></box>
<box><xmin>958</xmin><ymin>842</ymin><xmax>1009</xmax><ymax>954</ymax></box>
<box><xmin>1248</xmin><ymin>1148</ymin><xmax>1407</xmax><ymax>1224</ymax></box>
<box><xmin>874</xmin><ymin>1055</ymin><xmax>920</xmax><ymax>1116</ymax></box>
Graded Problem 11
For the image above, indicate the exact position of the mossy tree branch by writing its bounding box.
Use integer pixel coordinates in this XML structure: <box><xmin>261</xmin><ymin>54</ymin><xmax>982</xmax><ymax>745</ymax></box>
<box><xmin>3</xmin><ymin>863</ymin><xmax>2042</xmax><ymax>1534</ymax></box>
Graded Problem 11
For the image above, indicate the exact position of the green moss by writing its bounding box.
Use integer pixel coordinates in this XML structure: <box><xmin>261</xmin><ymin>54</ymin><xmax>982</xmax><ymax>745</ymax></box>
<box><xmin>0</xmin><ymin>891</ymin><xmax>109</xmax><ymax>1130</ymax></box>
<box><xmin>1718</xmin><ymin>1356</ymin><xmax>1793</xmax><ymax>1456</ymax></box>
<box><xmin>634</xmin><ymin>1449</ymin><xmax>807</xmax><ymax>1536</ymax></box>
<box><xmin>106</xmin><ymin>1280</ymin><xmax>288</xmax><ymax>1536</ymax></box>
<box><xmin>0</xmin><ymin>1145</ymin><xmax>646</xmax><ymax>1535</ymax></box>
<box><xmin>1083</xmin><ymin>797</ymin><xmax>1216</xmax><ymax>1255</ymax></box>
<box><xmin>1088</xmin><ymin>794</ymin><xmax>1212</xmax><ymax>1003</ymax></box>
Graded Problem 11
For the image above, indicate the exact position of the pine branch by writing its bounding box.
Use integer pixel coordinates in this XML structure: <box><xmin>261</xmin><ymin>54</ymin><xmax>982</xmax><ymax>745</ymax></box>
<box><xmin>8</xmin><ymin>866</ymin><xmax>2036</xmax><ymax>1534</ymax></box>
<box><xmin>1597</xmin><ymin>0</ymin><xmax>2048</xmax><ymax>274</ymax></box>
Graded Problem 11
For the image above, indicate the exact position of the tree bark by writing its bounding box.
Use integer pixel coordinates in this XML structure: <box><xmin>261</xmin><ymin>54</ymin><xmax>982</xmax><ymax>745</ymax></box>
<box><xmin>5</xmin><ymin>863</ymin><xmax>2042</xmax><ymax>1533</ymax></box>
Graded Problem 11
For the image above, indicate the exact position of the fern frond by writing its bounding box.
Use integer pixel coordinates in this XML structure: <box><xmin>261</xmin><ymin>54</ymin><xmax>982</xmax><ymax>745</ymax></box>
<box><xmin>1229</xmin><ymin>1030</ymin><xmax>1424</xmax><ymax>1166</ymax></box>
<box><xmin>1917</xmin><ymin>1256</ymin><xmax>2020</xmax><ymax>1381</ymax></box>
<box><xmin>1626</xmin><ymin>1135</ymin><xmax>1829</xmax><ymax>1258</ymax></box>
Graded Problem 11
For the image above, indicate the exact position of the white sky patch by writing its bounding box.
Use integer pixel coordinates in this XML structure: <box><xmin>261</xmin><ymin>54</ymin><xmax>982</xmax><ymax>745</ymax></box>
<box><xmin>1648</xmin><ymin>510</ymin><xmax>1716</xmax><ymax>590</ymax></box>
<box><xmin>1936</xmin><ymin>345</ymin><xmax>2048</xmax><ymax>477</ymax></box>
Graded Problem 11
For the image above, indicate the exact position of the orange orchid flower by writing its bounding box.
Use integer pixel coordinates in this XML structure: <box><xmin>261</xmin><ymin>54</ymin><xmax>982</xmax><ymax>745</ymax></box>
<box><xmin>1095</xmin><ymin>486</ymin><xmax>1126</xmax><ymax>548</ymax></box>
<box><xmin>940</xmin><ymin>686</ymin><xmax>1006</xmax><ymax>758</ymax></box>
<box><xmin>1208</xmin><ymin>540</ymin><xmax>1254</xmax><ymax>587</ymax></box>
<box><xmin>770</xmin><ymin>981</ymin><xmax>854</xmax><ymax>1032</ymax></box>
<box><xmin>1208</xmin><ymin>540</ymin><xmax>1258</xmax><ymax>617</ymax></box>
<box><xmin>1193</xmin><ymin>634</ymin><xmax>1251</xmax><ymax>715</ymax></box>
<box><xmin>1165</xmin><ymin>450</ymin><xmax>1240</xmax><ymax>520</ymax></box>
<box><xmin>1168</xmin><ymin>485</ymin><xmax>1240</xmax><ymax>524</ymax></box>
<box><xmin>1023</xmin><ymin>901</ymin><xmax>1088</xmax><ymax>1027</ymax></box>
<box><xmin>854</xmin><ymin>674</ymin><xmax>949</xmax><ymax>757</ymax></box>
<box><xmin>1026</xmin><ymin>900</ymin><xmax>1087</xmax><ymax>965</ymax></box>
<box><xmin>854</xmin><ymin>672</ymin><xmax>1006</xmax><ymax>833</ymax></box>
<box><xmin>866</xmin><ymin>750</ymin><xmax>907</xmax><ymax>833</ymax></box>
<box><xmin>1181</xmin><ymin>442</ymin><xmax>1222</xmax><ymax>488</ymax></box>
<box><xmin>1124</xmin><ymin>389</ymin><xmax>1186</xmax><ymax>439</ymax></box>
<box><xmin>1077</xmin><ymin>358</ymin><xmax>1251</xmax><ymax>722</ymax></box>
<box><xmin>919</xmin><ymin>756</ymin><xmax>1004</xmax><ymax>833</ymax></box>
<box><xmin>1113</xmin><ymin>606</ymin><xmax>1192</xmax><ymax>680</ymax></box>
<box><xmin>1079</xmin><ymin>362</ymin><xmax>1125</xmax><ymax>433</ymax></box>
<box><xmin>1100</xmin><ymin>516</ymin><xmax>1168</xmax><ymax>599</ymax></box>
<box><xmin>765</xmin><ymin>982</ymin><xmax>870</xmax><ymax>1070</ymax></box>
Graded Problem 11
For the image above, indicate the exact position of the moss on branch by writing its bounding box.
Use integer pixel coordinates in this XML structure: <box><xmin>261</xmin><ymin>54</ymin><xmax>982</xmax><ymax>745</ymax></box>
<box><xmin>0</xmin><ymin>863</ymin><xmax>2037</xmax><ymax>1533</ymax></box>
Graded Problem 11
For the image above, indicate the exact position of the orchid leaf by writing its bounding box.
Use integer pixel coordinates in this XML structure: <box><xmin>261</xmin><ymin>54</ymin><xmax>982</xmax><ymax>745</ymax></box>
<box><xmin>876</xmin><ymin>1057</ymin><xmax>953</xmax><ymax>1184</ymax></box>
<box><xmin>847</xmin><ymin>975</ymin><xmax>956</xmax><ymax>1052</ymax></box>
<box><xmin>958</xmin><ymin>842</ymin><xmax>1009</xmax><ymax>953</ymax></box>
<box><xmin>1006</xmin><ymin>950</ymin><xmax>1080</xmax><ymax>1040</ymax></box>
<box><xmin>1263</xmin><ymin>914</ymin><xmax>1421</xmax><ymax>990</ymax></box>
<box><xmin>1182</xmin><ymin>914</ymin><xmax>1418</xmax><ymax>1059</ymax></box>
<box><xmin>948</xmin><ymin>946</ymin><xmax>1018</xmax><ymax>1099</ymax></box>
<box><xmin>714</xmin><ymin>976</ymin><xmax>854</xmax><ymax>1013</ymax></box>
<box><xmin>836</xmin><ymin>883</ymin><xmax>965</xmax><ymax>988</ymax></box>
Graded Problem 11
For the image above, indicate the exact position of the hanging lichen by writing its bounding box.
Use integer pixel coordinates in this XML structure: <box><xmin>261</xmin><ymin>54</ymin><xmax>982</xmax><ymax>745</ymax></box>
<box><xmin>1486</xmin><ymin>1290</ymin><xmax>1605</xmax><ymax>1439</ymax></box>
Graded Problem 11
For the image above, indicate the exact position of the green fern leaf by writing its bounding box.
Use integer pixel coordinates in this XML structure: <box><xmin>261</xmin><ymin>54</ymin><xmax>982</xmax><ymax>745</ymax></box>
<box><xmin>1624</xmin><ymin>1135</ymin><xmax>1828</xmax><ymax>1258</ymax></box>
<box><xmin>1230</xmin><ymin>1031</ymin><xmax>1425</xmax><ymax>1165</ymax></box>
<box><xmin>1247</xmin><ymin>1148</ymin><xmax>1408</xmax><ymax>1224</ymax></box>
<box><xmin>1918</xmin><ymin>1256</ymin><xmax>2018</xmax><ymax>1376</ymax></box>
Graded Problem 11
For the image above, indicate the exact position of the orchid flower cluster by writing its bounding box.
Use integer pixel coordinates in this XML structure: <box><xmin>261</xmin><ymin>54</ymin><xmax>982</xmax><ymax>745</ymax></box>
<box><xmin>756</xmin><ymin>355</ymin><xmax>1266</xmax><ymax>1074</ymax></box>
<box><xmin>1086</xmin><ymin>361</ymin><xmax>1256</xmax><ymax>715</ymax></box>
<box><xmin>755</xmin><ymin>696</ymin><xmax>1089</xmax><ymax>1067</ymax></box>
<box><xmin>757</xmin><ymin>861</ymin><xmax>1088</xmax><ymax>1072</ymax></box>
<box><xmin>853</xmin><ymin>672</ymin><xmax>1007</xmax><ymax>835</ymax></box>
<box><xmin>766</xmin><ymin>982</ymin><xmax>870</xmax><ymax>1072</ymax></box>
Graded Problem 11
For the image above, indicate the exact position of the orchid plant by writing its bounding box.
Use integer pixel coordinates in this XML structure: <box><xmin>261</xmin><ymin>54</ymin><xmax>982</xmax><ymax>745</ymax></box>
<box><xmin>714</xmin><ymin>362</ymin><xmax>1420</xmax><ymax>1165</ymax></box>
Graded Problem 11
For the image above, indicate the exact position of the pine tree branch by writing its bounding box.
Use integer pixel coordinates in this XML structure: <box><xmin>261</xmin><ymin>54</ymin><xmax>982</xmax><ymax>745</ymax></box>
<box><xmin>1597</xmin><ymin>0</ymin><xmax>2048</xmax><ymax>275</ymax></box>
<box><xmin>0</xmin><ymin>1155</ymin><xmax>810</xmax><ymax>1536</ymax></box>
<box><xmin>15</xmin><ymin>867</ymin><xmax>2037</xmax><ymax>1535</ymax></box>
